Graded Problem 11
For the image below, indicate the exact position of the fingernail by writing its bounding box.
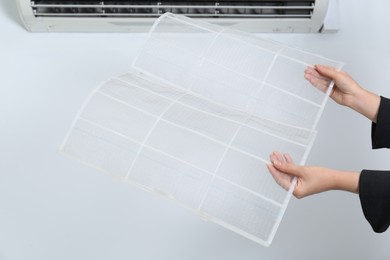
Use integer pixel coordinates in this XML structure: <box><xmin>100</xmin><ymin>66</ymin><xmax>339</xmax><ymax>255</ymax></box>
<box><xmin>273</xmin><ymin>160</ymin><xmax>281</xmax><ymax>166</ymax></box>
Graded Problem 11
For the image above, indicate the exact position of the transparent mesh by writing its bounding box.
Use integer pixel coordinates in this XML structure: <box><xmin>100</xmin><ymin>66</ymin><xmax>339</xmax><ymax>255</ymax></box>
<box><xmin>61</xmin><ymin>13</ymin><xmax>344</xmax><ymax>246</ymax></box>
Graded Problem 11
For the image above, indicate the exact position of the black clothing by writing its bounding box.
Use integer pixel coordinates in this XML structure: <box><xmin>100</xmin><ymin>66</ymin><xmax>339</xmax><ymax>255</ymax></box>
<box><xmin>359</xmin><ymin>96</ymin><xmax>390</xmax><ymax>232</ymax></box>
<box><xmin>371</xmin><ymin>96</ymin><xmax>390</xmax><ymax>149</ymax></box>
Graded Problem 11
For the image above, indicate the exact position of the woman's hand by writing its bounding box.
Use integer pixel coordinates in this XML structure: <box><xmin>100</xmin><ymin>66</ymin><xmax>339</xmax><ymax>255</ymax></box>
<box><xmin>267</xmin><ymin>151</ymin><xmax>359</xmax><ymax>198</ymax></box>
<box><xmin>305</xmin><ymin>65</ymin><xmax>380</xmax><ymax>122</ymax></box>
<box><xmin>305</xmin><ymin>65</ymin><xmax>362</xmax><ymax>107</ymax></box>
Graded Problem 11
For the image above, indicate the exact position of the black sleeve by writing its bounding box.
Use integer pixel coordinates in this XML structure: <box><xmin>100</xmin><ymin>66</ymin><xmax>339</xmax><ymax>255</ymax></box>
<box><xmin>359</xmin><ymin>96</ymin><xmax>390</xmax><ymax>233</ymax></box>
<box><xmin>371</xmin><ymin>96</ymin><xmax>390</xmax><ymax>149</ymax></box>
<box><xmin>359</xmin><ymin>170</ymin><xmax>390</xmax><ymax>233</ymax></box>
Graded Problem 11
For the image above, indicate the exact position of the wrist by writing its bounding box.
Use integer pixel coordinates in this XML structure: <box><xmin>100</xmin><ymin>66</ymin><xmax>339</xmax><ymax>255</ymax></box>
<box><xmin>346</xmin><ymin>86</ymin><xmax>368</xmax><ymax>110</ymax></box>
<box><xmin>348</xmin><ymin>88</ymin><xmax>380</xmax><ymax>122</ymax></box>
<box><xmin>331</xmin><ymin>170</ymin><xmax>360</xmax><ymax>194</ymax></box>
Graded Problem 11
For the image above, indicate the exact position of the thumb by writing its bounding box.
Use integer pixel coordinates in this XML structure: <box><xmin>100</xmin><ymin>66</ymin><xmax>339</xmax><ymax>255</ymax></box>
<box><xmin>273</xmin><ymin>161</ymin><xmax>303</xmax><ymax>177</ymax></box>
<box><xmin>315</xmin><ymin>64</ymin><xmax>339</xmax><ymax>80</ymax></box>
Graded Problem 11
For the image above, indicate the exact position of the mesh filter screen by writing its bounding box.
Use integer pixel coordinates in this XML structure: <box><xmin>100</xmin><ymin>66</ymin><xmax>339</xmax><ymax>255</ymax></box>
<box><xmin>61</xmin><ymin>13</ymin><xmax>344</xmax><ymax>246</ymax></box>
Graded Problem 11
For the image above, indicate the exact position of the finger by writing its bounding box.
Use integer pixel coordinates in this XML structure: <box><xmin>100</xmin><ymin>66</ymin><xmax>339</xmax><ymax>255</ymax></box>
<box><xmin>270</xmin><ymin>152</ymin><xmax>278</xmax><ymax>165</ymax></box>
<box><xmin>272</xmin><ymin>161</ymin><xmax>303</xmax><ymax>178</ymax></box>
<box><xmin>272</xmin><ymin>151</ymin><xmax>284</xmax><ymax>163</ymax></box>
<box><xmin>282</xmin><ymin>153</ymin><xmax>295</xmax><ymax>183</ymax></box>
<box><xmin>304</xmin><ymin>69</ymin><xmax>332</xmax><ymax>90</ymax></box>
<box><xmin>305</xmin><ymin>67</ymin><xmax>330</xmax><ymax>82</ymax></box>
<box><xmin>283</xmin><ymin>153</ymin><xmax>293</xmax><ymax>163</ymax></box>
<box><xmin>315</xmin><ymin>64</ymin><xmax>338</xmax><ymax>71</ymax></box>
<box><xmin>269</xmin><ymin>153</ymin><xmax>276</xmax><ymax>165</ymax></box>
<box><xmin>306</xmin><ymin>76</ymin><xmax>331</xmax><ymax>93</ymax></box>
<box><xmin>266</xmin><ymin>164</ymin><xmax>292</xmax><ymax>191</ymax></box>
<box><xmin>305</xmin><ymin>66</ymin><xmax>322</xmax><ymax>78</ymax></box>
<box><xmin>315</xmin><ymin>64</ymin><xmax>340</xmax><ymax>80</ymax></box>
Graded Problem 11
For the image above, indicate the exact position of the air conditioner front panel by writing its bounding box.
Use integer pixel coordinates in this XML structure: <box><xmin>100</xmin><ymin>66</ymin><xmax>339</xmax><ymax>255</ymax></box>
<box><xmin>18</xmin><ymin>0</ymin><xmax>329</xmax><ymax>32</ymax></box>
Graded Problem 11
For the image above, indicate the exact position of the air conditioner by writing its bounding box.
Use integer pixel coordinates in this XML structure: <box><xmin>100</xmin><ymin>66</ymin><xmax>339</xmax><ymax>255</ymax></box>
<box><xmin>17</xmin><ymin>0</ymin><xmax>334</xmax><ymax>33</ymax></box>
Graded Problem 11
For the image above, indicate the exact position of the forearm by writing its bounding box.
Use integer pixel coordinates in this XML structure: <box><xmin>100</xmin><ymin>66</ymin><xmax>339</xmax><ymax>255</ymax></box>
<box><xmin>329</xmin><ymin>169</ymin><xmax>360</xmax><ymax>194</ymax></box>
<box><xmin>348</xmin><ymin>88</ymin><xmax>380</xmax><ymax>123</ymax></box>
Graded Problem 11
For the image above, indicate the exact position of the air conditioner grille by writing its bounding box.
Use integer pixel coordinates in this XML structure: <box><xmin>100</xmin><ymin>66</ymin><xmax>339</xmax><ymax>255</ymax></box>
<box><xmin>31</xmin><ymin>1</ymin><xmax>315</xmax><ymax>18</ymax></box>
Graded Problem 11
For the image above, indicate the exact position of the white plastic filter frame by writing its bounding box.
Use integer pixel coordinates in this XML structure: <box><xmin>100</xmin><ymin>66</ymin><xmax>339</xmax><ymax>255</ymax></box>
<box><xmin>60</xmin><ymin>13</ymin><xmax>344</xmax><ymax>246</ymax></box>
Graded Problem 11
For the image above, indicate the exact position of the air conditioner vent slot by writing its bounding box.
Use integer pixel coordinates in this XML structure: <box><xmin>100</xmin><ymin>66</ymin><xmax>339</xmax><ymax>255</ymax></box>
<box><xmin>31</xmin><ymin>1</ymin><xmax>315</xmax><ymax>19</ymax></box>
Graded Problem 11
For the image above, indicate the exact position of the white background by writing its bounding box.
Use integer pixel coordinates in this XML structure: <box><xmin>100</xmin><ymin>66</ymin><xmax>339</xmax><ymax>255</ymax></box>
<box><xmin>1</xmin><ymin>1</ymin><xmax>390</xmax><ymax>259</ymax></box>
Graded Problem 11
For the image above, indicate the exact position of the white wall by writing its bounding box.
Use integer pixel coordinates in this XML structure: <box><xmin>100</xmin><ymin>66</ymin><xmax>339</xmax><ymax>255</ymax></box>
<box><xmin>1</xmin><ymin>1</ymin><xmax>390</xmax><ymax>259</ymax></box>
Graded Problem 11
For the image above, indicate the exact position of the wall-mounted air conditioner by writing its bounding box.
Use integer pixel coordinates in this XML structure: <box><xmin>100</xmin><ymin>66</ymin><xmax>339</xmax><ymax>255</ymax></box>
<box><xmin>17</xmin><ymin>0</ymin><xmax>335</xmax><ymax>33</ymax></box>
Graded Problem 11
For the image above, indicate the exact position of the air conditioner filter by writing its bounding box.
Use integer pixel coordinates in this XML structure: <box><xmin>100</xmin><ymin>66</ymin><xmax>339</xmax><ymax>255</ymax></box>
<box><xmin>61</xmin><ymin>13</ymin><xmax>344</xmax><ymax>246</ymax></box>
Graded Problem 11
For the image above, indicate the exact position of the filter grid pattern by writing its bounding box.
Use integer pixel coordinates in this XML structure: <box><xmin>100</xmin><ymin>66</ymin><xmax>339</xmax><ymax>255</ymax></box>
<box><xmin>61</xmin><ymin>13</ymin><xmax>344</xmax><ymax>246</ymax></box>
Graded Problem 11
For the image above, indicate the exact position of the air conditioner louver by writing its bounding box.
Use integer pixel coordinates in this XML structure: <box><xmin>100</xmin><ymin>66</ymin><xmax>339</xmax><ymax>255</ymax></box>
<box><xmin>17</xmin><ymin>0</ymin><xmax>330</xmax><ymax>32</ymax></box>
<box><xmin>31</xmin><ymin>1</ymin><xmax>315</xmax><ymax>19</ymax></box>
